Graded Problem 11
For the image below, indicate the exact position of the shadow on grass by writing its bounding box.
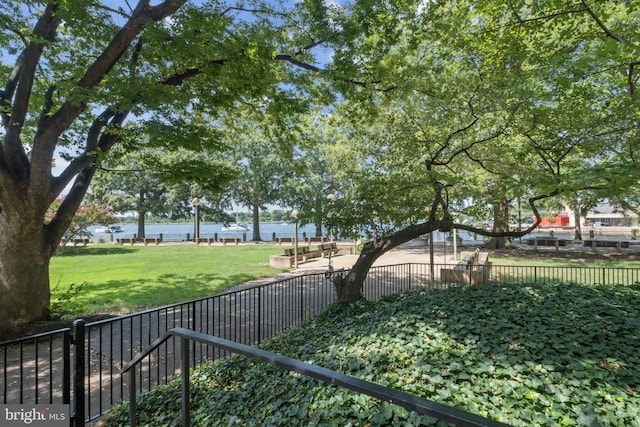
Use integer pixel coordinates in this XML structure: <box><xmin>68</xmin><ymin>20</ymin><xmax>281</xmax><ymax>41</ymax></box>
<box><xmin>56</xmin><ymin>246</ymin><xmax>139</xmax><ymax>257</ymax></box>
<box><xmin>74</xmin><ymin>272</ymin><xmax>268</xmax><ymax>312</ymax></box>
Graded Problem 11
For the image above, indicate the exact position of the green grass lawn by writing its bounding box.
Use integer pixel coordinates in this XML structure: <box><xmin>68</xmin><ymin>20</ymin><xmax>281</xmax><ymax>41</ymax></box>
<box><xmin>49</xmin><ymin>244</ymin><xmax>640</xmax><ymax>318</ymax></box>
<box><xmin>50</xmin><ymin>244</ymin><xmax>287</xmax><ymax>317</ymax></box>
<box><xmin>488</xmin><ymin>250</ymin><xmax>640</xmax><ymax>268</ymax></box>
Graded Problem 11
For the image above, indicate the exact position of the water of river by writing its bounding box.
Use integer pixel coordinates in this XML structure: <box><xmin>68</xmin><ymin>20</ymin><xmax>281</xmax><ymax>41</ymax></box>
<box><xmin>91</xmin><ymin>223</ymin><xmax>634</xmax><ymax>243</ymax></box>
<box><xmin>91</xmin><ymin>222</ymin><xmax>319</xmax><ymax>242</ymax></box>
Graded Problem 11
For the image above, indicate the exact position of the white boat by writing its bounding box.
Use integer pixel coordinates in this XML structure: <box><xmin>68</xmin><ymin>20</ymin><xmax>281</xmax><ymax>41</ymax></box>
<box><xmin>95</xmin><ymin>225</ymin><xmax>124</xmax><ymax>233</ymax></box>
<box><xmin>221</xmin><ymin>223</ymin><xmax>252</xmax><ymax>232</ymax></box>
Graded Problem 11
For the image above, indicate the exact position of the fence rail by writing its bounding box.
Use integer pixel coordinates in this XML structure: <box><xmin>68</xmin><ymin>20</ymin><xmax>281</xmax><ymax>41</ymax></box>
<box><xmin>2</xmin><ymin>263</ymin><xmax>640</xmax><ymax>426</ymax></box>
<box><xmin>121</xmin><ymin>327</ymin><xmax>510</xmax><ymax>427</ymax></box>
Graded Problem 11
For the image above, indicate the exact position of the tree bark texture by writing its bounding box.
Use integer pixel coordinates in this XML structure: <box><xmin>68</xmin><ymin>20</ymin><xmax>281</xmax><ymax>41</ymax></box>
<box><xmin>0</xmin><ymin>213</ymin><xmax>52</xmax><ymax>340</ymax></box>
<box><xmin>485</xmin><ymin>197</ymin><xmax>511</xmax><ymax>250</ymax></box>
<box><xmin>573</xmin><ymin>209</ymin><xmax>582</xmax><ymax>240</ymax></box>
<box><xmin>332</xmin><ymin>220</ymin><xmax>450</xmax><ymax>305</ymax></box>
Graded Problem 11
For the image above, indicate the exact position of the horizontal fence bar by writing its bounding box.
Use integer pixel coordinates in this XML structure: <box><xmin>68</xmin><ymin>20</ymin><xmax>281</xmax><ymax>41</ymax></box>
<box><xmin>124</xmin><ymin>328</ymin><xmax>510</xmax><ymax>427</ymax></box>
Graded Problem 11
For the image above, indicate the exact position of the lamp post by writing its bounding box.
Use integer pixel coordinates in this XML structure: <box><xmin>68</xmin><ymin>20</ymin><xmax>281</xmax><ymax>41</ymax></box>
<box><xmin>291</xmin><ymin>209</ymin><xmax>299</xmax><ymax>269</ymax></box>
<box><xmin>192</xmin><ymin>198</ymin><xmax>201</xmax><ymax>244</ymax></box>
<box><xmin>326</xmin><ymin>194</ymin><xmax>336</xmax><ymax>241</ymax></box>
<box><xmin>325</xmin><ymin>194</ymin><xmax>336</xmax><ymax>276</ymax></box>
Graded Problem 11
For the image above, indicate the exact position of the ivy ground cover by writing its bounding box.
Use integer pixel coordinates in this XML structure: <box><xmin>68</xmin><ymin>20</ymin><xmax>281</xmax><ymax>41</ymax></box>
<box><xmin>107</xmin><ymin>281</ymin><xmax>640</xmax><ymax>426</ymax></box>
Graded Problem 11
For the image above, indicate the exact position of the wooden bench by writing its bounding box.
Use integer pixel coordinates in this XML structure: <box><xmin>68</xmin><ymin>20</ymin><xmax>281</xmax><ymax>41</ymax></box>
<box><xmin>583</xmin><ymin>240</ymin><xmax>629</xmax><ymax>250</ymax></box>
<box><xmin>192</xmin><ymin>237</ymin><xmax>215</xmax><ymax>245</ymax></box>
<box><xmin>305</xmin><ymin>242</ymin><xmax>336</xmax><ymax>259</ymax></box>
<box><xmin>117</xmin><ymin>238</ymin><xmax>136</xmax><ymax>245</ymax></box>
<box><xmin>275</xmin><ymin>237</ymin><xmax>295</xmax><ymax>245</ymax></box>
<box><xmin>527</xmin><ymin>238</ymin><xmax>569</xmax><ymax>250</ymax></box>
<box><xmin>441</xmin><ymin>250</ymin><xmax>491</xmax><ymax>285</ymax></box>
<box><xmin>57</xmin><ymin>237</ymin><xmax>89</xmax><ymax>246</ymax></box>
<box><xmin>143</xmin><ymin>237</ymin><xmax>162</xmax><ymax>246</ymax></box>
<box><xmin>270</xmin><ymin>243</ymin><xmax>342</xmax><ymax>268</ymax></box>
<box><xmin>305</xmin><ymin>236</ymin><xmax>327</xmax><ymax>244</ymax></box>
<box><xmin>220</xmin><ymin>237</ymin><xmax>240</xmax><ymax>245</ymax></box>
<box><xmin>318</xmin><ymin>242</ymin><xmax>338</xmax><ymax>257</ymax></box>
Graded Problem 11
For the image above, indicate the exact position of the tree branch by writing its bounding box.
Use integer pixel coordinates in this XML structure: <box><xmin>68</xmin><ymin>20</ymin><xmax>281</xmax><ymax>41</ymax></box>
<box><xmin>3</xmin><ymin>3</ymin><xmax>59</xmax><ymax>182</ymax></box>
<box><xmin>453</xmin><ymin>191</ymin><xmax>558</xmax><ymax>238</ymax></box>
<box><xmin>580</xmin><ymin>0</ymin><xmax>631</xmax><ymax>45</ymax></box>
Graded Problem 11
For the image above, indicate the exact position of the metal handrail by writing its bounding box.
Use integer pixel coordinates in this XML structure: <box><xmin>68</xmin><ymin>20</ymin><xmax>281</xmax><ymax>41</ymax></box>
<box><xmin>121</xmin><ymin>327</ymin><xmax>510</xmax><ymax>427</ymax></box>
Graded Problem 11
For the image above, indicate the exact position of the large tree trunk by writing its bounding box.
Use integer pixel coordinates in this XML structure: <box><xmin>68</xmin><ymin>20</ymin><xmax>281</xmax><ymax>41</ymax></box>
<box><xmin>137</xmin><ymin>190</ymin><xmax>146</xmax><ymax>239</ymax></box>
<box><xmin>314</xmin><ymin>216</ymin><xmax>324</xmax><ymax>237</ymax></box>
<box><xmin>251</xmin><ymin>203</ymin><xmax>262</xmax><ymax>241</ymax></box>
<box><xmin>332</xmin><ymin>220</ymin><xmax>449</xmax><ymax>305</ymax></box>
<box><xmin>0</xmin><ymin>215</ymin><xmax>53</xmax><ymax>340</ymax></box>
<box><xmin>333</xmin><ymin>242</ymin><xmax>378</xmax><ymax>303</ymax></box>
<box><xmin>573</xmin><ymin>208</ymin><xmax>582</xmax><ymax>240</ymax></box>
<box><xmin>314</xmin><ymin>197</ymin><xmax>324</xmax><ymax>237</ymax></box>
<box><xmin>485</xmin><ymin>198</ymin><xmax>511</xmax><ymax>249</ymax></box>
<box><xmin>0</xmin><ymin>164</ymin><xmax>96</xmax><ymax>339</ymax></box>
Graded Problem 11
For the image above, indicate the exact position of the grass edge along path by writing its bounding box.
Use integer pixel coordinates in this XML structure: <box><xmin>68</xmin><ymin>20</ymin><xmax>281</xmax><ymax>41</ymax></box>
<box><xmin>106</xmin><ymin>280</ymin><xmax>640</xmax><ymax>427</ymax></box>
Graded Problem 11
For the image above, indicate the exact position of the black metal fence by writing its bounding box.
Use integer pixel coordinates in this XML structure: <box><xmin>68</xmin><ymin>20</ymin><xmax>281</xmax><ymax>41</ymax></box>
<box><xmin>2</xmin><ymin>263</ymin><xmax>640</xmax><ymax>426</ymax></box>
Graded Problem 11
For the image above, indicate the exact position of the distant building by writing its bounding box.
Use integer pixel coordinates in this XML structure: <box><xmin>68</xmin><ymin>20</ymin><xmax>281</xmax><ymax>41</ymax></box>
<box><xmin>584</xmin><ymin>205</ymin><xmax>638</xmax><ymax>227</ymax></box>
<box><xmin>538</xmin><ymin>214</ymin><xmax>570</xmax><ymax>227</ymax></box>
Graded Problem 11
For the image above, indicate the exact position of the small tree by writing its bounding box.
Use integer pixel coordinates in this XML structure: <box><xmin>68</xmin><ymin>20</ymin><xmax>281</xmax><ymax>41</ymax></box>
<box><xmin>46</xmin><ymin>199</ymin><xmax>117</xmax><ymax>252</ymax></box>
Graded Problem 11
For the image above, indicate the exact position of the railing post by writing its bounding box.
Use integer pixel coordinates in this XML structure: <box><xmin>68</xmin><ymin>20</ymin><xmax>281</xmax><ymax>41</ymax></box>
<box><xmin>191</xmin><ymin>301</ymin><xmax>197</xmax><ymax>367</ymax></box>
<box><xmin>72</xmin><ymin>319</ymin><xmax>85</xmax><ymax>427</ymax></box>
<box><xmin>181</xmin><ymin>337</ymin><xmax>190</xmax><ymax>427</ymax></box>
<box><xmin>62</xmin><ymin>330</ymin><xmax>71</xmax><ymax>405</ymax></box>
<box><xmin>257</xmin><ymin>287</ymin><xmax>262</xmax><ymax>344</ymax></box>
<box><xmin>128</xmin><ymin>366</ymin><xmax>137</xmax><ymax>427</ymax></box>
<box><xmin>299</xmin><ymin>276</ymin><xmax>304</xmax><ymax>322</ymax></box>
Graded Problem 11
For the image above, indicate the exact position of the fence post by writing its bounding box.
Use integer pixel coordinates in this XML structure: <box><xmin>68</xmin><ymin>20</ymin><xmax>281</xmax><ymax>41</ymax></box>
<box><xmin>191</xmin><ymin>301</ymin><xmax>197</xmax><ymax>367</ymax></box>
<box><xmin>62</xmin><ymin>330</ymin><xmax>71</xmax><ymax>405</ymax></box>
<box><xmin>128</xmin><ymin>366</ymin><xmax>137</xmax><ymax>427</ymax></box>
<box><xmin>181</xmin><ymin>337</ymin><xmax>190</xmax><ymax>427</ymax></box>
<box><xmin>72</xmin><ymin>319</ymin><xmax>85</xmax><ymax>427</ymax></box>
<box><xmin>300</xmin><ymin>276</ymin><xmax>305</xmax><ymax>322</ymax></box>
<box><xmin>257</xmin><ymin>287</ymin><xmax>262</xmax><ymax>344</ymax></box>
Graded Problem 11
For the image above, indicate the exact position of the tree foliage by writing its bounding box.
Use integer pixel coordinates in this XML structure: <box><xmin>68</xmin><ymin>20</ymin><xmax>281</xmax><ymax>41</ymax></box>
<box><xmin>310</xmin><ymin>0</ymin><xmax>640</xmax><ymax>303</ymax></box>
<box><xmin>0</xmin><ymin>0</ymin><xmax>329</xmax><ymax>337</ymax></box>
